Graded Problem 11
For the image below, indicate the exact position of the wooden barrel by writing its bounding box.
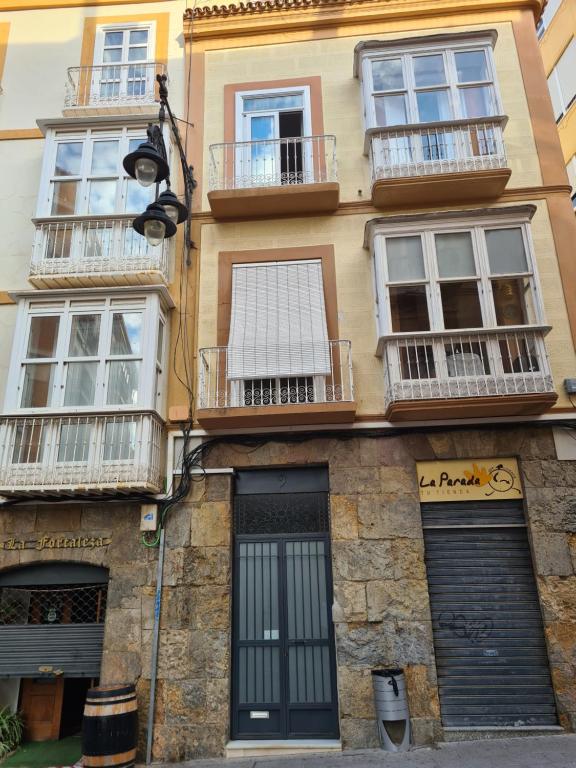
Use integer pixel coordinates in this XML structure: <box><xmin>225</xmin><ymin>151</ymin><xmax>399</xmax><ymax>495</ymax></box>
<box><xmin>82</xmin><ymin>684</ymin><xmax>138</xmax><ymax>768</ymax></box>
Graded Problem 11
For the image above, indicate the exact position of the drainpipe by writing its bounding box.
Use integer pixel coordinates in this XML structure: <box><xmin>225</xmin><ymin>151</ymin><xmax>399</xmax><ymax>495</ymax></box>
<box><xmin>146</xmin><ymin>525</ymin><xmax>165</xmax><ymax>765</ymax></box>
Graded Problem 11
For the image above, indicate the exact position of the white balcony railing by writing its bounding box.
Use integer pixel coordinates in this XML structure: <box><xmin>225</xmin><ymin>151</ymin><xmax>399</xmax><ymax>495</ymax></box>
<box><xmin>0</xmin><ymin>412</ymin><xmax>164</xmax><ymax>496</ymax></box>
<box><xmin>198</xmin><ymin>341</ymin><xmax>354</xmax><ymax>410</ymax></box>
<box><xmin>382</xmin><ymin>327</ymin><xmax>554</xmax><ymax>410</ymax></box>
<box><xmin>369</xmin><ymin>118</ymin><xmax>507</xmax><ymax>181</ymax></box>
<box><xmin>208</xmin><ymin>135</ymin><xmax>338</xmax><ymax>191</ymax></box>
<box><xmin>30</xmin><ymin>218</ymin><xmax>169</xmax><ymax>281</ymax></box>
<box><xmin>65</xmin><ymin>63</ymin><xmax>166</xmax><ymax>109</ymax></box>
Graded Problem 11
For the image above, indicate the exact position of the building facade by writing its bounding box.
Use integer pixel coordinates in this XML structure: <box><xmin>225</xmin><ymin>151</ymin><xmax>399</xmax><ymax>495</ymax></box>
<box><xmin>0</xmin><ymin>0</ymin><xmax>191</xmax><ymax>753</ymax></box>
<box><xmin>0</xmin><ymin>0</ymin><xmax>576</xmax><ymax>763</ymax></box>
<box><xmin>539</xmin><ymin>0</ymin><xmax>576</xmax><ymax>208</ymax></box>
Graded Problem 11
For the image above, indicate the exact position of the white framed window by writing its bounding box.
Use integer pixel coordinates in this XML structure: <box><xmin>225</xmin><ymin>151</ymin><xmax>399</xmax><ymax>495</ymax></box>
<box><xmin>567</xmin><ymin>156</ymin><xmax>576</xmax><ymax>208</ymax></box>
<box><xmin>234</xmin><ymin>86</ymin><xmax>313</xmax><ymax>186</ymax></box>
<box><xmin>373</xmin><ymin>218</ymin><xmax>542</xmax><ymax>337</ymax></box>
<box><xmin>538</xmin><ymin>0</ymin><xmax>562</xmax><ymax>38</ymax></box>
<box><xmin>93</xmin><ymin>23</ymin><xmax>156</xmax><ymax>102</ymax></box>
<box><xmin>547</xmin><ymin>38</ymin><xmax>576</xmax><ymax>121</ymax></box>
<box><xmin>370</xmin><ymin>210</ymin><xmax>546</xmax><ymax>381</ymax></box>
<box><xmin>4</xmin><ymin>291</ymin><xmax>168</xmax><ymax>414</ymax></box>
<box><xmin>37</xmin><ymin>126</ymin><xmax>161</xmax><ymax>218</ymax></box>
<box><xmin>357</xmin><ymin>34</ymin><xmax>502</xmax><ymax>130</ymax></box>
<box><xmin>226</xmin><ymin>259</ymin><xmax>331</xmax><ymax>405</ymax></box>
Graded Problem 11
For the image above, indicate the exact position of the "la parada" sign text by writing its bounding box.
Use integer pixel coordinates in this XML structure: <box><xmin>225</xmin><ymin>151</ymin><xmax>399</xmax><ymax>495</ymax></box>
<box><xmin>416</xmin><ymin>458</ymin><xmax>523</xmax><ymax>502</ymax></box>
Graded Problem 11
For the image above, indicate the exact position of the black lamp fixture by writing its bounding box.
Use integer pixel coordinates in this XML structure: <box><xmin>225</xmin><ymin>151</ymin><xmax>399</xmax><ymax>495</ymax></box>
<box><xmin>123</xmin><ymin>74</ymin><xmax>196</xmax><ymax>250</ymax></box>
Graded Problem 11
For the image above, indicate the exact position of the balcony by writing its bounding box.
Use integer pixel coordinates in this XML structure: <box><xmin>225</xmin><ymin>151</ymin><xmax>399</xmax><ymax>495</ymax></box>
<box><xmin>207</xmin><ymin>135</ymin><xmax>339</xmax><ymax>219</ymax></box>
<box><xmin>381</xmin><ymin>327</ymin><xmax>557</xmax><ymax>421</ymax></box>
<box><xmin>368</xmin><ymin>117</ymin><xmax>511</xmax><ymax>207</ymax></box>
<box><xmin>63</xmin><ymin>62</ymin><xmax>166</xmax><ymax>117</ymax></box>
<box><xmin>29</xmin><ymin>217</ymin><xmax>170</xmax><ymax>288</ymax></box>
<box><xmin>197</xmin><ymin>340</ymin><xmax>355</xmax><ymax>428</ymax></box>
<box><xmin>0</xmin><ymin>412</ymin><xmax>164</xmax><ymax>497</ymax></box>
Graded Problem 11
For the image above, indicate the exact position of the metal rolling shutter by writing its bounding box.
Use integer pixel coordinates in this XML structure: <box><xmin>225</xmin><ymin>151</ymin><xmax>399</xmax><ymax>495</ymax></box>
<box><xmin>0</xmin><ymin>624</ymin><xmax>104</xmax><ymax>677</ymax></box>
<box><xmin>422</xmin><ymin>501</ymin><xmax>557</xmax><ymax>727</ymax></box>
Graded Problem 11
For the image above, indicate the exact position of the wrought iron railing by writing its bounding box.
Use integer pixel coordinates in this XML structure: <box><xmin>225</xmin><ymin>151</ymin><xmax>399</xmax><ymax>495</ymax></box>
<box><xmin>30</xmin><ymin>217</ymin><xmax>169</xmax><ymax>280</ymax></box>
<box><xmin>381</xmin><ymin>327</ymin><xmax>554</xmax><ymax>409</ymax></box>
<box><xmin>65</xmin><ymin>62</ymin><xmax>166</xmax><ymax>109</ymax></box>
<box><xmin>369</xmin><ymin>117</ymin><xmax>507</xmax><ymax>181</ymax></box>
<box><xmin>198</xmin><ymin>340</ymin><xmax>354</xmax><ymax>409</ymax></box>
<box><xmin>208</xmin><ymin>135</ymin><xmax>337</xmax><ymax>191</ymax></box>
<box><xmin>0</xmin><ymin>412</ymin><xmax>164</xmax><ymax>495</ymax></box>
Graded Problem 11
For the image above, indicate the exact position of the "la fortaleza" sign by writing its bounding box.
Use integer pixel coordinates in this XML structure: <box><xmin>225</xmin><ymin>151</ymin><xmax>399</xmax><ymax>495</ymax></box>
<box><xmin>416</xmin><ymin>458</ymin><xmax>523</xmax><ymax>502</ymax></box>
<box><xmin>0</xmin><ymin>536</ymin><xmax>111</xmax><ymax>552</ymax></box>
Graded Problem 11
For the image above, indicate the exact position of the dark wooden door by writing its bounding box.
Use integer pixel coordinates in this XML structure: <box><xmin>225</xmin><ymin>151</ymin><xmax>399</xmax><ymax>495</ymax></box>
<box><xmin>232</xmin><ymin>534</ymin><xmax>338</xmax><ymax>740</ymax></box>
<box><xmin>20</xmin><ymin>677</ymin><xmax>64</xmax><ymax>741</ymax></box>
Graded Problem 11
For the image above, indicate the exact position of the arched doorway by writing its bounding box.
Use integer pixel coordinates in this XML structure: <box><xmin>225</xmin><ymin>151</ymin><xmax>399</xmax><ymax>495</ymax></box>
<box><xmin>0</xmin><ymin>562</ymin><xmax>109</xmax><ymax>741</ymax></box>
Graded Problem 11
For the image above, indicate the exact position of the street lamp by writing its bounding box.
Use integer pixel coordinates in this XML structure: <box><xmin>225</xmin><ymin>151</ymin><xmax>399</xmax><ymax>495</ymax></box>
<box><xmin>123</xmin><ymin>74</ymin><xmax>196</xmax><ymax>249</ymax></box>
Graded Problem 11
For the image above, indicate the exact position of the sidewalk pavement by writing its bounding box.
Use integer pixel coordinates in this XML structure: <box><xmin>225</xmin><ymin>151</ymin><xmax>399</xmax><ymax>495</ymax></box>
<box><xmin>144</xmin><ymin>734</ymin><xmax>576</xmax><ymax>768</ymax></box>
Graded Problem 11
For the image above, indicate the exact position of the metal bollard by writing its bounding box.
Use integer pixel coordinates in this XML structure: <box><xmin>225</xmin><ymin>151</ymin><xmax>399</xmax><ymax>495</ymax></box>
<box><xmin>371</xmin><ymin>669</ymin><xmax>411</xmax><ymax>752</ymax></box>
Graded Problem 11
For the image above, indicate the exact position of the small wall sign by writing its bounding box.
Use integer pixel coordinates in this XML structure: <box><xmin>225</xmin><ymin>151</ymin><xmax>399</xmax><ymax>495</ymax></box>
<box><xmin>416</xmin><ymin>458</ymin><xmax>523</xmax><ymax>502</ymax></box>
<box><xmin>0</xmin><ymin>535</ymin><xmax>112</xmax><ymax>552</ymax></box>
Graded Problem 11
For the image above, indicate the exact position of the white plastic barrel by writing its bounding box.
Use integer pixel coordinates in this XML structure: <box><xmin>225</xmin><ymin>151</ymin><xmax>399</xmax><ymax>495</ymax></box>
<box><xmin>371</xmin><ymin>669</ymin><xmax>411</xmax><ymax>752</ymax></box>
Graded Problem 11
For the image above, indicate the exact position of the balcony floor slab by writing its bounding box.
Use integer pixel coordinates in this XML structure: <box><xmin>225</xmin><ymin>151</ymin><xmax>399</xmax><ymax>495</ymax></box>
<box><xmin>208</xmin><ymin>182</ymin><xmax>339</xmax><ymax>219</ymax></box>
<box><xmin>28</xmin><ymin>270</ymin><xmax>169</xmax><ymax>290</ymax></box>
<box><xmin>197</xmin><ymin>401</ymin><xmax>356</xmax><ymax>429</ymax></box>
<box><xmin>372</xmin><ymin>168</ymin><xmax>511</xmax><ymax>208</ymax></box>
<box><xmin>385</xmin><ymin>391</ymin><xmax>558</xmax><ymax>421</ymax></box>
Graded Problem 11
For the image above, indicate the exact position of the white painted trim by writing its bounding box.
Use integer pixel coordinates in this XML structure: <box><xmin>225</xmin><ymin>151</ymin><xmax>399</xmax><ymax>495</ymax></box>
<box><xmin>3</xmin><ymin>292</ymin><xmax>168</xmax><ymax>417</ymax></box>
<box><xmin>371</xmin><ymin>218</ymin><xmax>544</xmax><ymax>341</ymax></box>
<box><xmin>93</xmin><ymin>21</ymin><xmax>156</xmax><ymax>67</ymax></box>
<box><xmin>359</xmin><ymin>38</ymin><xmax>502</xmax><ymax>130</ymax></box>
<box><xmin>234</xmin><ymin>85</ymin><xmax>313</xmax><ymax>142</ymax></box>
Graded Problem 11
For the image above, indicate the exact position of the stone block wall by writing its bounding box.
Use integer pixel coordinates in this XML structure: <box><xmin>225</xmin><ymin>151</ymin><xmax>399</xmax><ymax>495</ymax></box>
<box><xmin>149</xmin><ymin>474</ymin><xmax>234</xmax><ymax>761</ymax></box>
<box><xmin>1</xmin><ymin>425</ymin><xmax>575</xmax><ymax>760</ymax></box>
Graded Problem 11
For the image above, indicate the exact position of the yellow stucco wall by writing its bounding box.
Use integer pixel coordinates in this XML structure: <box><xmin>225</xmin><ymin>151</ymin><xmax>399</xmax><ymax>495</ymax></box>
<box><xmin>539</xmin><ymin>0</ymin><xmax>576</xmax><ymax>165</ymax></box>
<box><xmin>198</xmin><ymin>197</ymin><xmax>576</xmax><ymax>415</ymax></box>
<box><xmin>0</xmin><ymin>0</ymin><xmax>189</xmax><ymax>409</ymax></box>
<box><xmin>201</xmin><ymin>20</ymin><xmax>542</xmax><ymax>211</ymax></box>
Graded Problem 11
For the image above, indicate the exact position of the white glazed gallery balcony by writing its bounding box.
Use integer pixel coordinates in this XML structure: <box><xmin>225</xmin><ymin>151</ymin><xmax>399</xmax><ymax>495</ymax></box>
<box><xmin>207</xmin><ymin>135</ymin><xmax>340</xmax><ymax>218</ymax></box>
<box><xmin>367</xmin><ymin>117</ymin><xmax>511</xmax><ymax>207</ymax></box>
<box><xmin>29</xmin><ymin>216</ymin><xmax>170</xmax><ymax>289</ymax></box>
<box><xmin>64</xmin><ymin>63</ymin><xmax>167</xmax><ymax>117</ymax></box>
<box><xmin>197</xmin><ymin>340</ymin><xmax>356</xmax><ymax>428</ymax></box>
<box><xmin>0</xmin><ymin>412</ymin><xmax>164</xmax><ymax>497</ymax></box>
<box><xmin>381</xmin><ymin>326</ymin><xmax>557</xmax><ymax>420</ymax></box>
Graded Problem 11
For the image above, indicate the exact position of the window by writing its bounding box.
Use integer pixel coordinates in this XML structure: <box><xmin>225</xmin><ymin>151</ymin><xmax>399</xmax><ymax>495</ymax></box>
<box><xmin>537</xmin><ymin>0</ymin><xmax>562</xmax><ymax>38</ymax></box>
<box><xmin>372</xmin><ymin>213</ymin><xmax>544</xmax><ymax>379</ymax></box>
<box><xmin>93</xmin><ymin>24</ymin><xmax>155</xmax><ymax>102</ymax></box>
<box><xmin>226</xmin><ymin>260</ymin><xmax>330</xmax><ymax>405</ymax></box>
<box><xmin>375</xmin><ymin>222</ymin><xmax>539</xmax><ymax>333</ymax></box>
<box><xmin>39</xmin><ymin>127</ymin><xmax>158</xmax><ymax>218</ymax></box>
<box><xmin>5</xmin><ymin>293</ymin><xmax>167</xmax><ymax>413</ymax></box>
<box><xmin>359</xmin><ymin>36</ymin><xmax>500</xmax><ymax>129</ymax></box>
<box><xmin>235</xmin><ymin>86</ymin><xmax>312</xmax><ymax>185</ymax></box>
<box><xmin>547</xmin><ymin>38</ymin><xmax>576</xmax><ymax>121</ymax></box>
<box><xmin>567</xmin><ymin>157</ymin><xmax>576</xmax><ymax>209</ymax></box>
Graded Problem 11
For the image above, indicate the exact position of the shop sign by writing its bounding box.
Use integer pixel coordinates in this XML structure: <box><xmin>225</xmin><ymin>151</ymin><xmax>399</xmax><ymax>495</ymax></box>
<box><xmin>0</xmin><ymin>535</ymin><xmax>111</xmax><ymax>551</ymax></box>
<box><xmin>416</xmin><ymin>458</ymin><xmax>523</xmax><ymax>502</ymax></box>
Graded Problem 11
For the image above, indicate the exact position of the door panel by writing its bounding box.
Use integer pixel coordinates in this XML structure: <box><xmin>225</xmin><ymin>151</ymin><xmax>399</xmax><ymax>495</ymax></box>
<box><xmin>422</xmin><ymin>501</ymin><xmax>558</xmax><ymax>728</ymax></box>
<box><xmin>20</xmin><ymin>677</ymin><xmax>64</xmax><ymax>741</ymax></box>
<box><xmin>233</xmin><ymin>535</ymin><xmax>338</xmax><ymax>740</ymax></box>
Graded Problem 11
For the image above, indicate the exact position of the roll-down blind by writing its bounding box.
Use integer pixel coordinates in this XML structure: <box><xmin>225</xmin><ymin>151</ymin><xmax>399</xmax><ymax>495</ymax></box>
<box><xmin>227</xmin><ymin>260</ymin><xmax>330</xmax><ymax>379</ymax></box>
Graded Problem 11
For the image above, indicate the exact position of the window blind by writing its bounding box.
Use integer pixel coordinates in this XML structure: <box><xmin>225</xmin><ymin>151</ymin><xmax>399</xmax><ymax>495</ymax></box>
<box><xmin>227</xmin><ymin>260</ymin><xmax>331</xmax><ymax>379</ymax></box>
<box><xmin>557</xmin><ymin>38</ymin><xmax>576</xmax><ymax>112</ymax></box>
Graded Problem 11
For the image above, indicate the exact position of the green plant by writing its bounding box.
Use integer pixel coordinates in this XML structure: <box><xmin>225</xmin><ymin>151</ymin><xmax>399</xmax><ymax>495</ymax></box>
<box><xmin>0</xmin><ymin>707</ymin><xmax>24</xmax><ymax>758</ymax></box>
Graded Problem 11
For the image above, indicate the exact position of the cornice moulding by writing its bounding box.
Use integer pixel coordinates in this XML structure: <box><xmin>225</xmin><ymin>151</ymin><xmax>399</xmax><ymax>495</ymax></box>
<box><xmin>185</xmin><ymin>0</ymin><xmax>544</xmax><ymax>38</ymax></box>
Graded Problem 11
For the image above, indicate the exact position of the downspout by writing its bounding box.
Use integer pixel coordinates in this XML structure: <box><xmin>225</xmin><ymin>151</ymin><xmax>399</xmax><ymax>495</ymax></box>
<box><xmin>146</xmin><ymin>525</ymin><xmax>166</xmax><ymax>765</ymax></box>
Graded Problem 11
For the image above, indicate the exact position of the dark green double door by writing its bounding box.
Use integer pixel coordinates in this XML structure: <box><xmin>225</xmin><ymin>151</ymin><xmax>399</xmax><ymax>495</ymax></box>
<box><xmin>232</xmin><ymin>534</ymin><xmax>339</xmax><ymax>740</ymax></box>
